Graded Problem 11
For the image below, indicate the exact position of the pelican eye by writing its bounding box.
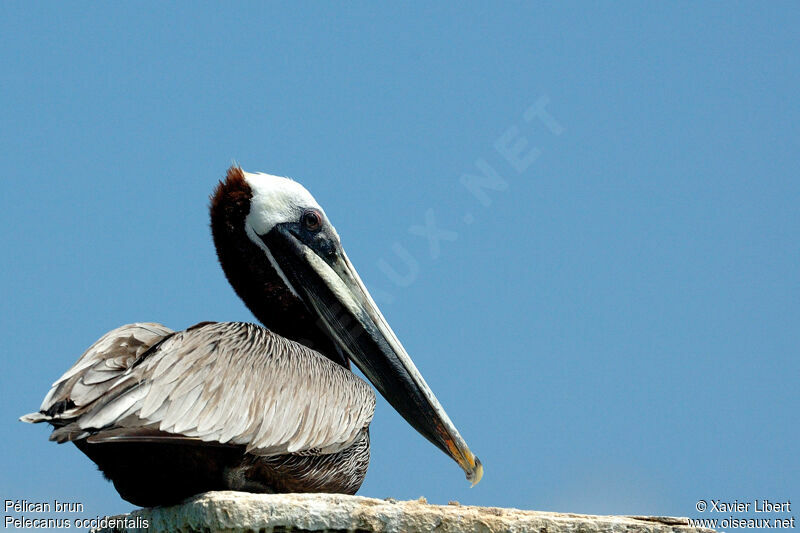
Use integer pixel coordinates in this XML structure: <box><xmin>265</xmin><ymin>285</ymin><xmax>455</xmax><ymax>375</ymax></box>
<box><xmin>302</xmin><ymin>209</ymin><xmax>323</xmax><ymax>231</ymax></box>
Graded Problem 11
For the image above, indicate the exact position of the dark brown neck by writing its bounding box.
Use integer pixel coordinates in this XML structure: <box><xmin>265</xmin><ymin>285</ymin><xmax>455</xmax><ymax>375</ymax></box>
<box><xmin>209</xmin><ymin>167</ymin><xmax>348</xmax><ymax>367</ymax></box>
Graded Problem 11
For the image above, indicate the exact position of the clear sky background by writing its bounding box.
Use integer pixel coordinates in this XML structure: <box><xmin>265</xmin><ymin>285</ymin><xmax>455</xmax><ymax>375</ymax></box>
<box><xmin>2</xmin><ymin>2</ymin><xmax>798</xmax><ymax>528</ymax></box>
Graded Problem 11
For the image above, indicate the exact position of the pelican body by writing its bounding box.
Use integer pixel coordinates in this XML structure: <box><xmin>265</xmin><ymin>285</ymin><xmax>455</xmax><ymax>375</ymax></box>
<box><xmin>22</xmin><ymin>167</ymin><xmax>481</xmax><ymax>507</ymax></box>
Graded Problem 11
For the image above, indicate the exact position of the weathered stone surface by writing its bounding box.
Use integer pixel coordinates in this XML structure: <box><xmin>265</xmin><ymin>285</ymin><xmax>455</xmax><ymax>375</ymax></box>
<box><xmin>94</xmin><ymin>491</ymin><xmax>715</xmax><ymax>533</ymax></box>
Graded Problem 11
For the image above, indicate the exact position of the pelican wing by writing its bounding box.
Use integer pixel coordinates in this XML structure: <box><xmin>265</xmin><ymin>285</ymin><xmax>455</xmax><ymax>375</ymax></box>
<box><xmin>22</xmin><ymin>322</ymin><xmax>375</xmax><ymax>456</ymax></box>
<box><xmin>20</xmin><ymin>322</ymin><xmax>175</xmax><ymax>425</ymax></box>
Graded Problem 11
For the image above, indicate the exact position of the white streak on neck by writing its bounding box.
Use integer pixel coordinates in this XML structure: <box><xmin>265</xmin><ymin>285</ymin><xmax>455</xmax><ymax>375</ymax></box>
<box><xmin>244</xmin><ymin>223</ymin><xmax>301</xmax><ymax>299</ymax></box>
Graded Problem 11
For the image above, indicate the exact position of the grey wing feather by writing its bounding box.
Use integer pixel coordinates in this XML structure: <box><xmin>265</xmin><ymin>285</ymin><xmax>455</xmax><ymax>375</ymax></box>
<box><xmin>20</xmin><ymin>322</ymin><xmax>173</xmax><ymax>425</ymax></box>
<box><xmin>23</xmin><ymin>322</ymin><xmax>375</xmax><ymax>457</ymax></box>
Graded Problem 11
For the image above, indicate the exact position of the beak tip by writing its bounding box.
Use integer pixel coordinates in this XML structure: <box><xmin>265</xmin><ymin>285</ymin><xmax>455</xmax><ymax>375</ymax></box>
<box><xmin>467</xmin><ymin>456</ymin><xmax>483</xmax><ymax>487</ymax></box>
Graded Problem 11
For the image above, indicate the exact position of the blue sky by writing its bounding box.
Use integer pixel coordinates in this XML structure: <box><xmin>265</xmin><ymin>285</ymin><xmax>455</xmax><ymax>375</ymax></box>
<box><xmin>2</xmin><ymin>2</ymin><xmax>797</xmax><ymax>527</ymax></box>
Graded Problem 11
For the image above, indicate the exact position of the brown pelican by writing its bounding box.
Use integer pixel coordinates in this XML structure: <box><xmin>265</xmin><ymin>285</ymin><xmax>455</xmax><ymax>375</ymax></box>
<box><xmin>21</xmin><ymin>166</ymin><xmax>482</xmax><ymax>507</ymax></box>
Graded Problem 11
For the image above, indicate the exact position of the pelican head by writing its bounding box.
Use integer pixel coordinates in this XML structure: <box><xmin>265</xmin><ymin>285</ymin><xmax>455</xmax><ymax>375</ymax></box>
<box><xmin>211</xmin><ymin>166</ymin><xmax>482</xmax><ymax>486</ymax></box>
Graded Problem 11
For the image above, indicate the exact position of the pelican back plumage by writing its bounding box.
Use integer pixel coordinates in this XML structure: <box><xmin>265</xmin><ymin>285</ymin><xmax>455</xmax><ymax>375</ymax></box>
<box><xmin>23</xmin><ymin>321</ymin><xmax>374</xmax><ymax>506</ymax></box>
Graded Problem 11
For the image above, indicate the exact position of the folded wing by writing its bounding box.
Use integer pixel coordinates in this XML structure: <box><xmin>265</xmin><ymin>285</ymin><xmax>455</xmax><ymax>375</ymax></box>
<box><xmin>22</xmin><ymin>322</ymin><xmax>375</xmax><ymax>456</ymax></box>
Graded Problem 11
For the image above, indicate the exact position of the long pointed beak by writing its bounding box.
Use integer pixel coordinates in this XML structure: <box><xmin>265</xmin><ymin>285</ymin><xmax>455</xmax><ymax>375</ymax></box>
<box><xmin>266</xmin><ymin>225</ymin><xmax>482</xmax><ymax>486</ymax></box>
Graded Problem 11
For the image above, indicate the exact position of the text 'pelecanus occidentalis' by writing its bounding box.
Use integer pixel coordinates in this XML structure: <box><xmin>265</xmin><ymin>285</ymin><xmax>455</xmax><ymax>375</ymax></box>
<box><xmin>21</xmin><ymin>166</ymin><xmax>482</xmax><ymax>507</ymax></box>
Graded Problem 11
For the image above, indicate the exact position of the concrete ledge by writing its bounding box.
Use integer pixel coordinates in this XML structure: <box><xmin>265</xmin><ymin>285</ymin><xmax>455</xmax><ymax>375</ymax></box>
<box><xmin>94</xmin><ymin>491</ymin><xmax>715</xmax><ymax>533</ymax></box>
